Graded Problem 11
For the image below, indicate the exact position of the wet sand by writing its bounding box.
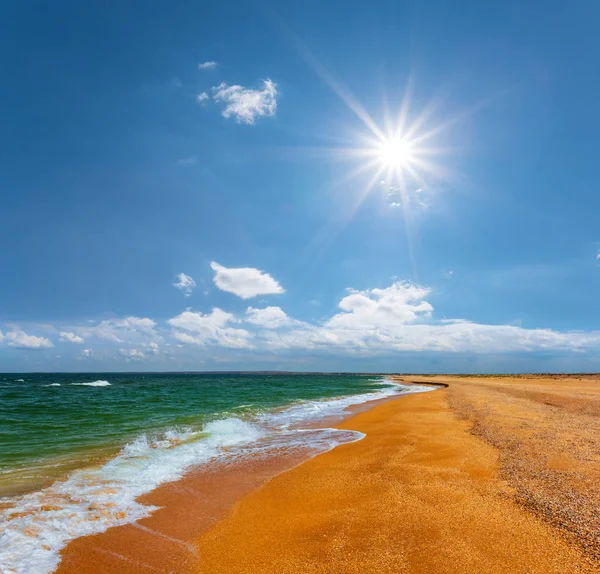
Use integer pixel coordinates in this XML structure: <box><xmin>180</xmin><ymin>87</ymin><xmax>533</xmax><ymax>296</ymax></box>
<box><xmin>56</xmin><ymin>376</ymin><xmax>600</xmax><ymax>573</ymax></box>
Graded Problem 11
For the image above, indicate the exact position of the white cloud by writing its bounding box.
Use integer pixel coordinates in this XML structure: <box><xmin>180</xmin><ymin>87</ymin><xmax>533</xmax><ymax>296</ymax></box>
<box><xmin>0</xmin><ymin>330</ymin><xmax>53</xmax><ymax>350</ymax></box>
<box><xmin>78</xmin><ymin>316</ymin><xmax>157</xmax><ymax>343</ymax></box>
<box><xmin>212</xmin><ymin>79</ymin><xmax>277</xmax><ymax>124</ymax></box>
<box><xmin>198</xmin><ymin>61</ymin><xmax>217</xmax><ymax>70</ymax></box>
<box><xmin>326</xmin><ymin>282</ymin><xmax>433</xmax><ymax>330</ymax></box>
<box><xmin>166</xmin><ymin>280</ymin><xmax>600</xmax><ymax>356</ymax></box>
<box><xmin>12</xmin><ymin>278</ymin><xmax>600</xmax><ymax>362</ymax></box>
<box><xmin>146</xmin><ymin>341</ymin><xmax>159</xmax><ymax>355</ymax></box>
<box><xmin>211</xmin><ymin>261</ymin><xmax>284</xmax><ymax>300</ymax></box>
<box><xmin>168</xmin><ymin>308</ymin><xmax>253</xmax><ymax>349</ymax></box>
<box><xmin>247</xmin><ymin>282</ymin><xmax>600</xmax><ymax>355</ymax></box>
<box><xmin>245</xmin><ymin>306</ymin><xmax>301</xmax><ymax>329</ymax></box>
<box><xmin>59</xmin><ymin>331</ymin><xmax>85</xmax><ymax>344</ymax></box>
<box><xmin>197</xmin><ymin>92</ymin><xmax>209</xmax><ymax>103</ymax></box>
<box><xmin>173</xmin><ymin>273</ymin><xmax>196</xmax><ymax>296</ymax></box>
<box><xmin>120</xmin><ymin>348</ymin><xmax>145</xmax><ymax>360</ymax></box>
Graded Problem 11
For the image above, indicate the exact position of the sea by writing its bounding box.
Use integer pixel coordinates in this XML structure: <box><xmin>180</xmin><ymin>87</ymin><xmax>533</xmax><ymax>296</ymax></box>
<box><xmin>0</xmin><ymin>372</ymin><xmax>430</xmax><ymax>573</ymax></box>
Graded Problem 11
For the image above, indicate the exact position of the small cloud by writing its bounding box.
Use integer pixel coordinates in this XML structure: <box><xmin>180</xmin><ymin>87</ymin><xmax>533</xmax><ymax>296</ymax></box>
<box><xmin>385</xmin><ymin>185</ymin><xmax>429</xmax><ymax>210</ymax></box>
<box><xmin>0</xmin><ymin>329</ymin><xmax>53</xmax><ymax>350</ymax></box>
<box><xmin>168</xmin><ymin>308</ymin><xmax>253</xmax><ymax>349</ymax></box>
<box><xmin>246</xmin><ymin>306</ymin><xmax>299</xmax><ymax>329</ymax></box>
<box><xmin>210</xmin><ymin>261</ymin><xmax>284</xmax><ymax>299</ymax></box>
<box><xmin>198</xmin><ymin>61</ymin><xmax>217</xmax><ymax>70</ymax></box>
<box><xmin>146</xmin><ymin>341</ymin><xmax>159</xmax><ymax>355</ymax></box>
<box><xmin>596</xmin><ymin>249</ymin><xmax>600</xmax><ymax>260</ymax></box>
<box><xmin>173</xmin><ymin>273</ymin><xmax>196</xmax><ymax>296</ymax></box>
<box><xmin>120</xmin><ymin>348</ymin><xmax>145</xmax><ymax>360</ymax></box>
<box><xmin>443</xmin><ymin>269</ymin><xmax>455</xmax><ymax>279</ymax></box>
<box><xmin>212</xmin><ymin>79</ymin><xmax>277</xmax><ymax>125</ymax></box>
<box><xmin>59</xmin><ymin>331</ymin><xmax>85</xmax><ymax>344</ymax></box>
<box><xmin>177</xmin><ymin>156</ymin><xmax>198</xmax><ymax>166</ymax></box>
<box><xmin>197</xmin><ymin>92</ymin><xmax>209</xmax><ymax>104</ymax></box>
<box><xmin>81</xmin><ymin>349</ymin><xmax>93</xmax><ymax>357</ymax></box>
<box><xmin>80</xmin><ymin>316</ymin><xmax>157</xmax><ymax>343</ymax></box>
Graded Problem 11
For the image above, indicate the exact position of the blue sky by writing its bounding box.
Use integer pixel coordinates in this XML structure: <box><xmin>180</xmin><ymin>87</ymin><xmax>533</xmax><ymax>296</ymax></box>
<box><xmin>2</xmin><ymin>0</ymin><xmax>600</xmax><ymax>372</ymax></box>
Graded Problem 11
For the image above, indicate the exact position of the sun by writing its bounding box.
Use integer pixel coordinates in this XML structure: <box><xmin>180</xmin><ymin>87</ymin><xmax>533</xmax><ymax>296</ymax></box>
<box><xmin>376</xmin><ymin>136</ymin><xmax>414</xmax><ymax>170</ymax></box>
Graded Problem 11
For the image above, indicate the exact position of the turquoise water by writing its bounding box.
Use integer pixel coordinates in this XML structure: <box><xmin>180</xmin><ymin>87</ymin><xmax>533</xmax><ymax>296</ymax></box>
<box><xmin>1</xmin><ymin>372</ymin><xmax>392</xmax><ymax>481</ymax></box>
<box><xmin>0</xmin><ymin>372</ymin><xmax>429</xmax><ymax>574</ymax></box>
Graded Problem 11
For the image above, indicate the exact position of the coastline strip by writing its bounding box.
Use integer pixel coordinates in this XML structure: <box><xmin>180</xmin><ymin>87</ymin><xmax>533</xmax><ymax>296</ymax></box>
<box><xmin>53</xmin><ymin>383</ymin><xmax>422</xmax><ymax>573</ymax></box>
<box><xmin>56</xmin><ymin>378</ymin><xmax>598</xmax><ymax>573</ymax></box>
<box><xmin>191</xmin><ymin>386</ymin><xmax>594</xmax><ymax>573</ymax></box>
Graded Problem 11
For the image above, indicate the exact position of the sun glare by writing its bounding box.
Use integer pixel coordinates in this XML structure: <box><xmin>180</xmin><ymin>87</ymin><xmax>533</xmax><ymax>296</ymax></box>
<box><xmin>377</xmin><ymin>137</ymin><xmax>414</xmax><ymax>170</ymax></box>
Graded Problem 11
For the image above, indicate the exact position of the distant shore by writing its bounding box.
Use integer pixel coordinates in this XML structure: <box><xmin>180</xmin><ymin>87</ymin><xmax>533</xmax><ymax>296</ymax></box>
<box><xmin>56</xmin><ymin>375</ymin><xmax>600</xmax><ymax>573</ymax></box>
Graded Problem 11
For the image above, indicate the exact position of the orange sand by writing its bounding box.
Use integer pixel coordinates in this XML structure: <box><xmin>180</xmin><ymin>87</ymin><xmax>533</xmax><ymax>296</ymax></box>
<box><xmin>403</xmin><ymin>375</ymin><xmax>600</xmax><ymax>565</ymax></box>
<box><xmin>56</xmin><ymin>377</ymin><xmax>600</xmax><ymax>573</ymax></box>
<box><xmin>192</xmin><ymin>386</ymin><xmax>595</xmax><ymax>573</ymax></box>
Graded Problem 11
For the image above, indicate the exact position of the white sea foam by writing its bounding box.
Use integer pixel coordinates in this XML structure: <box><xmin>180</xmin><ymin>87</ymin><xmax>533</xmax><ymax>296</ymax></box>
<box><xmin>44</xmin><ymin>383</ymin><xmax>61</xmax><ymax>387</ymax></box>
<box><xmin>263</xmin><ymin>380</ymin><xmax>429</xmax><ymax>429</ymax></box>
<box><xmin>0</xmin><ymin>378</ymin><xmax>432</xmax><ymax>574</ymax></box>
<box><xmin>0</xmin><ymin>419</ymin><xmax>264</xmax><ymax>573</ymax></box>
<box><xmin>16</xmin><ymin>379</ymin><xmax>24</xmax><ymax>382</ymax></box>
<box><xmin>71</xmin><ymin>380</ymin><xmax>110</xmax><ymax>387</ymax></box>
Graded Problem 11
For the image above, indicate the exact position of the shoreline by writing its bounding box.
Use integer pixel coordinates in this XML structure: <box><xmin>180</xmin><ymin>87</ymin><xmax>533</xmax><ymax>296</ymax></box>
<box><xmin>52</xmin><ymin>382</ymin><xmax>427</xmax><ymax>573</ymax></box>
<box><xmin>190</xmin><ymin>381</ymin><xmax>596</xmax><ymax>573</ymax></box>
<box><xmin>15</xmin><ymin>375</ymin><xmax>600</xmax><ymax>572</ymax></box>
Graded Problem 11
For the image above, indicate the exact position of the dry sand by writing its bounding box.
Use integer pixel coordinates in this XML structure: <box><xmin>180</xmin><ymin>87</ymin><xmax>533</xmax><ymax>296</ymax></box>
<box><xmin>56</xmin><ymin>375</ymin><xmax>600</xmax><ymax>573</ymax></box>
<box><xmin>405</xmin><ymin>375</ymin><xmax>600</xmax><ymax>567</ymax></box>
<box><xmin>191</xmin><ymin>379</ymin><xmax>598</xmax><ymax>573</ymax></box>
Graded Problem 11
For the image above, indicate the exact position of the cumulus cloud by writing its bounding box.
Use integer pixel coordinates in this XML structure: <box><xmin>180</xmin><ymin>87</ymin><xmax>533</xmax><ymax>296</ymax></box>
<box><xmin>59</xmin><ymin>331</ymin><xmax>85</xmax><ymax>344</ymax></box>
<box><xmin>173</xmin><ymin>273</ymin><xmax>196</xmax><ymax>296</ymax></box>
<box><xmin>120</xmin><ymin>348</ymin><xmax>145</xmax><ymax>360</ymax></box>
<box><xmin>245</xmin><ymin>306</ymin><xmax>301</xmax><ymax>329</ymax></box>
<box><xmin>326</xmin><ymin>283</ymin><xmax>433</xmax><ymax>330</ymax></box>
<box><xmin>212</xmin><ymin>79</ymin><xmax>277</xmax><ymax>124</ymax></box>
<box><xmin>211</xmin><ymin>261</ymin><xmax>284</xmax><ymax>299</ymax></box>
<box><xmin>0</xmin><ymin>329</ymin><xmax>53</xmax><ymax>350</ymax></box>
<box><xmin>168</xmin><ymin>308</ymin><xmax>252</xmax><ymax>349</ymax></box>
<box><xmin>12</xmin><ymin>280</ymin><xmax>600</xmax><ymax>362</ymax></box>
<box><xmin>198</xmin><ymin>61</ymin><xmax>217</xmax><ymax>70</ymax></box>
<box><xmin>168</xmin><ymin>280</ymin><xmax>600</xmax><ymax>356</ymax></box>
<box><xmin>197</xmin><ymin>92</ymin><xmax>209</xmax><ymax>104</ymax></box>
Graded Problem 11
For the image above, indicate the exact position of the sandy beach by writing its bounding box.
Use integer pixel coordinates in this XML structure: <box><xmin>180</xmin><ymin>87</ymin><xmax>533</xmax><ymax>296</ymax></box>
<box><xmin>55</xmin><ymin>375</ymin><xmax>600</xmax><ymax>573</ymax></box>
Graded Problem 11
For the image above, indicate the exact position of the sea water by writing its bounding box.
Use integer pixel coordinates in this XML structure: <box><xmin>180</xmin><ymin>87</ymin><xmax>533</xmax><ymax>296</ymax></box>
<box><xmin>0</xmin><ymin>373</ymin><xmax>430</xmax><ymax>573</ymax></box>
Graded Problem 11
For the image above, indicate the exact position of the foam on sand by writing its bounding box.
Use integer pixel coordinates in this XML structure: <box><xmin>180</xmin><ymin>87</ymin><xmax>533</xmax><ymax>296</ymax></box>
<box><xmin>0</xmin><ymin>419</ymin><xmax>264</xmax><ymax>573</ymax></box>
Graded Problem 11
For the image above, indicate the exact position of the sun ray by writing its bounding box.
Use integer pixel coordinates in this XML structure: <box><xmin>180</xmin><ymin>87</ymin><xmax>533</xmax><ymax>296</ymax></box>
<box><xmin>286</xmin><ymin>42</ymin><xmax>462</xmax><ymax>269</ymax></box>
<box><xmin>395</xmin><ymin>77</ymin><xmax>414</xmax><ymax>138</ymax></box>
<box><xmin>293</xmin><ymin>42</ymin><xmax>386</xmax><ymax>142</ymax></box>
